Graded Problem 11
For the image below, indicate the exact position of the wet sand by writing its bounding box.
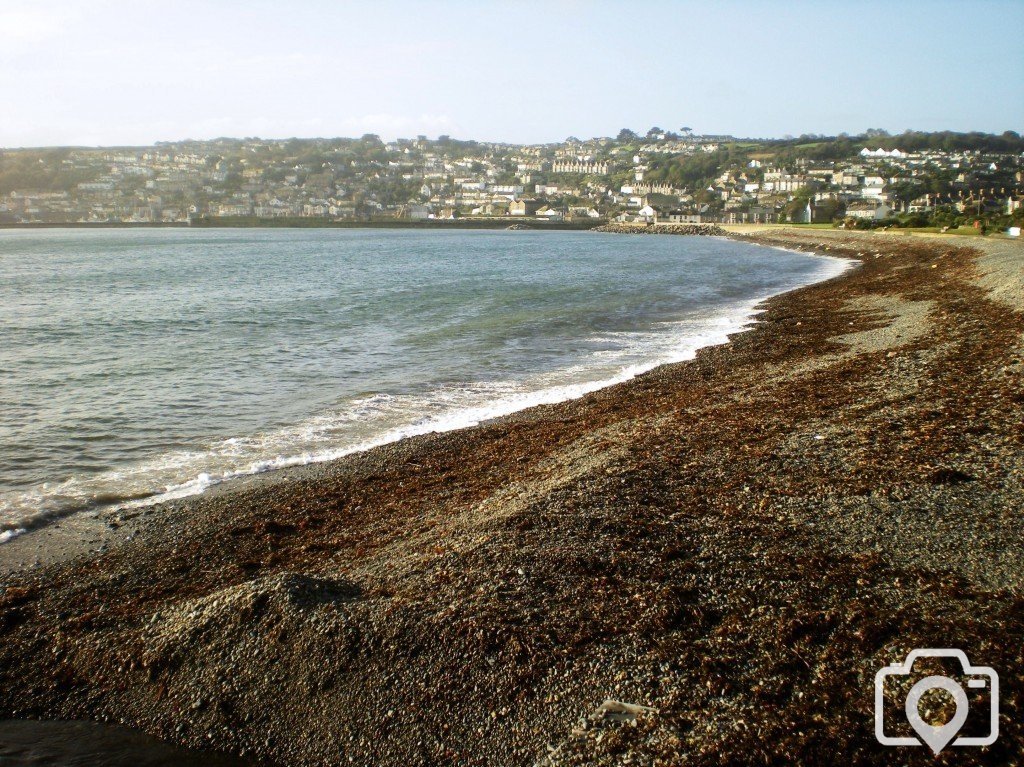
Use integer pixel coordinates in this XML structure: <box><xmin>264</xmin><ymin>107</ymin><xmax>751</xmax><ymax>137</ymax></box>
<box><xmin>0</xmin><ymin>229</ymin><xmax>1021</xmax><ymax>766</ymax></box>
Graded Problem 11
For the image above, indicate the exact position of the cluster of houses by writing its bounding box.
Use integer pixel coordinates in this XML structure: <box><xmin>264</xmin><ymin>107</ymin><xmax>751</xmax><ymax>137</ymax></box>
<box><xmin>1</xmin><ymin>134</ymin><xmax>1021</xmax><ymax>226</ymax></box>
<box><xmin>620</xmin><ymin>147</ymin><xmax>1022</xmax><ymax>225</ymax></box>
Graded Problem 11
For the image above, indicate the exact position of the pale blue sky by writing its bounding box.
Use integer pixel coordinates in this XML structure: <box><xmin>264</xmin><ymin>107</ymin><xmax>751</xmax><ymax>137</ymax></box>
<box><xmin>1</xmin><ymin>0</ymin><xmax>1021</xmax><ymax>147</ymax></box>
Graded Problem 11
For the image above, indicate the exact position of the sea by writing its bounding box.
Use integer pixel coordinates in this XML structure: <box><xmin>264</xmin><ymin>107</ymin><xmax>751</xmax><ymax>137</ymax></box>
<box><xmin>0</xmin><ymin>228</ymin><xmax>848</xmax><ymax>540</ymax></box>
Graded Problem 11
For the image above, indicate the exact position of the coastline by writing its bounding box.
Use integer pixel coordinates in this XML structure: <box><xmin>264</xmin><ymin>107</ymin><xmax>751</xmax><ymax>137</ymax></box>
<box><xmin>0</xmin><ymin>229</ymin><xmax>1021</xmax><ymax>765</ymax></box>
<box><xmin>0</xmin><ymin>232</ymin><xmax>849</xmax><ymax>560</ymax></box>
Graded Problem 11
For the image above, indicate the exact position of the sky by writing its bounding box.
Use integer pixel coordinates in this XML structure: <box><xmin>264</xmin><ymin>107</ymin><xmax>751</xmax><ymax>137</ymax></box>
<box><xmin>1</xmin><ymin>0</ymin><xmax>1022</xmax><ymax>148</ymax></box>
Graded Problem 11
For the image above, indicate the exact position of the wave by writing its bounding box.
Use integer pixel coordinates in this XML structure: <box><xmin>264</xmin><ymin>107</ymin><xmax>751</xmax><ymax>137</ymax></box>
<box><xmin>0</xmin><ymin>252</ymin><xmax>851</xmax><ymax>539</ymax></box>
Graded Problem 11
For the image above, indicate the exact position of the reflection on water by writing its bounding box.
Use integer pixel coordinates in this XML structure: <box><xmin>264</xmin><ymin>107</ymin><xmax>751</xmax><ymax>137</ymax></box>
<box><xmin>0</xmin><ymin>719</ymin><xmax>260</xmax><ymax>767</ymax></box>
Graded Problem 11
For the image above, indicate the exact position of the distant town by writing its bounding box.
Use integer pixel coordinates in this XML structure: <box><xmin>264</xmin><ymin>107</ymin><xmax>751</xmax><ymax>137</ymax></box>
<box><xmin>1</xmin><ymin>128</ymin><xmax>1022</xmax><ymax>230</ymax></box>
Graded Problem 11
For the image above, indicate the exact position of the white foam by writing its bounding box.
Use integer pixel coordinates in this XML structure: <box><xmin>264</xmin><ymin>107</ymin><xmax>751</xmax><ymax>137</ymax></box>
<box><xmin>0</xmin><ymin>528</ymin><xmax>25</xmax><ymax>544</ymax></box>
<box><xmin>127</xmin><ymin>283</ymin><xmax>818</xmax><ymax>510</ymax></box>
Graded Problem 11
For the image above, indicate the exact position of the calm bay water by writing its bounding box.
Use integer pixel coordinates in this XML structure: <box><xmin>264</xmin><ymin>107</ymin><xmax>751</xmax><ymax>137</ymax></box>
<box><xmin>0</xmin><ymin>228</ymin><xmax>846</xmax><ymax>536</ymax></box>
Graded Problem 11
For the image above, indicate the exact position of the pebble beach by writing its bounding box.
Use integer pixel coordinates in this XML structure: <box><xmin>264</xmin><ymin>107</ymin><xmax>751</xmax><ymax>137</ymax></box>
<box><xmin>0</xmin><ymin>228</ymin><xmax>1021</xmax><ymax>766</ymax></box>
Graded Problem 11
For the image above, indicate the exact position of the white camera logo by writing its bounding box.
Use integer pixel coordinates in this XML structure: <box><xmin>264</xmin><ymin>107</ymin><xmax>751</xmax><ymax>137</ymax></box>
<box><xmin>875</xmin><ymin>648</ymin><xmax>999</xmax><ymax>754</ymax></box>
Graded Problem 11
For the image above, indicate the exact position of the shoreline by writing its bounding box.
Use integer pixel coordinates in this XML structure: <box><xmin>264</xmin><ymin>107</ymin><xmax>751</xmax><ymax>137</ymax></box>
<box><xmin>0</xmin><ymin>235</ymin><xmax>850</xmax><ymax>563</ymax></box>
<box><xmin>0</xmin><ymin>229</ymin><xmax>1022</xmax><ymax>765</ymax></box>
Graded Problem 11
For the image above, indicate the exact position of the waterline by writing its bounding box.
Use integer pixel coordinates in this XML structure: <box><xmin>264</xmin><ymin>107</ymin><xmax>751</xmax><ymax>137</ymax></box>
<box><xmin>0</xmin><ymin>229</ymin><xmax>849</xmax><ymax>535</ymax></box>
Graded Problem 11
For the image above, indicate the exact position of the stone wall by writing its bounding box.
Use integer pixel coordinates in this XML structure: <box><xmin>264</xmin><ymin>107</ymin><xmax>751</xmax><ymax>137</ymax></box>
<box><xmin>592</xmin><ymin>222</ymin><xmax>726</xmax><ymax>236</ymax></box>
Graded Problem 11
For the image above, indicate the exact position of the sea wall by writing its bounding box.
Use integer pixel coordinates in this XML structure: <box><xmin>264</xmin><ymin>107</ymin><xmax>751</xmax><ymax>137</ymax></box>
<box><xmin>188</xmin><ymin>216</ymin><xmax>604</xmax><ymax>230</ymax></box>
<box><xmin>592</xmin><ymin>222</ymin><xmax>726</xmax><ymax>236</ymax></box>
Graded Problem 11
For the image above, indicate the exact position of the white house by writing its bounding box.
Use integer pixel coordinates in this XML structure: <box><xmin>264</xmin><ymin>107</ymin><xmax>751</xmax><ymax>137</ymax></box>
<box><xmin>846</xmin><ymin>200</ymin><xmax>894</xmax><ymax>220</ymax></box>
<box><xmin>861</xmin><ymin>177</ymin><xmax>887</xmax><ymax>199</ymax></box>
<box><xmin>859</xmin><ymin>148</ymin><xmax>907</xmax><ymax>159</ymax></box>
<box><xmin>636</xmin><ymin>204</ymin><xmax>657</xmax><ymax>222</ymax></box>
<box><xmin>535</xmin><ymin>206</ymin><xmax>564</xmax><ymax>221</ymax></box>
